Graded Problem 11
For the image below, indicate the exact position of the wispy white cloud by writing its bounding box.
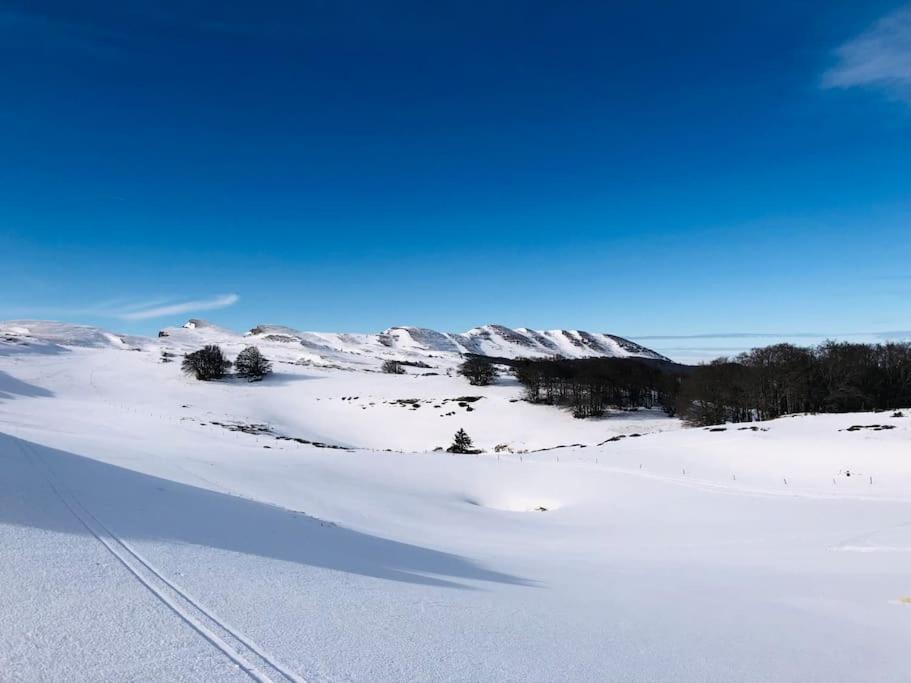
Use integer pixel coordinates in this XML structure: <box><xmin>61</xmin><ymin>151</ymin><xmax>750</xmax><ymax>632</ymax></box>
<box><xmin>118</xmin><ymin>294</ymin><xmax>239</xmax><ymax>320</ymax></box>
<box><xmin>2</xmin><ymin>293</ymin><xmax>240</xmax><ymax>322</ymax></box>
<box><xmin>822</xmin><ymin>4</ymin><xmax>911</xmax><ymax>101</ymax></box>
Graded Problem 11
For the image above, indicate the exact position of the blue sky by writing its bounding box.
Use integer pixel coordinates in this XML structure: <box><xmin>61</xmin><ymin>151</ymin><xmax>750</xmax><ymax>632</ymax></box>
<box><xmin>1</xmin><ymin>1</ymin><xmax>910</xmax><ymax>360</ymax></box>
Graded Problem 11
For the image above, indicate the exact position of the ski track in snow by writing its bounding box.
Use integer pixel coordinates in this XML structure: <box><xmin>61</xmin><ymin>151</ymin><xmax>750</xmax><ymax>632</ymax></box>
<box><xmin>16</xmin><ymin>436</ymin><xmax>307</xmax><ymax>683</ymax></box>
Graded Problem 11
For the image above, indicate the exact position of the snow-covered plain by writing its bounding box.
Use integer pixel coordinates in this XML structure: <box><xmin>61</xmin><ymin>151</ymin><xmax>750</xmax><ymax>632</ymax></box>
<box><xmin>2</xmin><ymin>321</ymin><xmax>910</xmax><ymax>681</ymax></box>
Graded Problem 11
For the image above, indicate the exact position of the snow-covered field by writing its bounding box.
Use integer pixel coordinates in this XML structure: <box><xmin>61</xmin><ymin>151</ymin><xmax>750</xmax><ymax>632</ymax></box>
<box><xmin>2</xmin><ymin>322</ymin><xmax>910</xmax><ymax>681</ymax></box>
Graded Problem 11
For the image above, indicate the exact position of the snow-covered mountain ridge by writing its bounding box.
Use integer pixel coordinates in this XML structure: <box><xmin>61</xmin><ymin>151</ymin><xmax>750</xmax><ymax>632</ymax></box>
<box><xmin>236</xmin><ymin>321</ymin><xmax>669</xmax><ymax>366</ymax></box>
<box><xmin>1</xmin><ymin>319</ymin><xmax>669</xmax><ymax>369</ymax></box>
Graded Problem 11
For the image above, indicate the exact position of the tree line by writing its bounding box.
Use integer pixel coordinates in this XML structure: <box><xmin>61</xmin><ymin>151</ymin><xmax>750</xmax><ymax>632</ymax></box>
<box><xmin>504</xmin><ymin>341</ymin><xmax>911</xmax><ymax>425</ymax></box>
<box><xmin>677</xmin><ymin>341</ymin><xmax>911</xmax><ymax>426</ymax></box>
<box><xmin>510</xmin><ymin>356</ymin><xmax>685</xmax><ymax>418</ymax></box>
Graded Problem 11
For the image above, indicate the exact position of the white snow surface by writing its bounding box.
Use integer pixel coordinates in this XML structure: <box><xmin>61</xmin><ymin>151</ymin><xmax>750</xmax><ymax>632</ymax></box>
<box><xmin>2</xmin><ymin>321</ymin><xmax>911</xmax><ymax>681</ymax></box>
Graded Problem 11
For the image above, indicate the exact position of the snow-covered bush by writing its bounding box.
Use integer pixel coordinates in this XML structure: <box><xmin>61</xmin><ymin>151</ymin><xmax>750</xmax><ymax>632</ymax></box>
<box><xmin>235</xmin><ymin>346</ymin><xmax>272</xmax><ymax>381</ymax></box>
<box><xmin>182</xmin><ymin>345</ymin><xmax>231</xmax><ymax>381</ymax></box>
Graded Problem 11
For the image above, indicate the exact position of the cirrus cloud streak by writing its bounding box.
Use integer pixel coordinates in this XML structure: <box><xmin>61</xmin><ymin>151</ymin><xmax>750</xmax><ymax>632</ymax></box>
<box><xmin>118</xmin><ymin>294</ymin><xmax>239</xmax><ymax>320</ymax></box>
<box><xmin>822</xmin><ymin>4</ymin><xmax>911</xmax><ymax>102</ymax></box>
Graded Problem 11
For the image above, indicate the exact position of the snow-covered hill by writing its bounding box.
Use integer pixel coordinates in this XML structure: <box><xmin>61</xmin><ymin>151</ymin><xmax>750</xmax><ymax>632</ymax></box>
<box><xmin>0</xmin><ymin>320</ymin><xmax>152</xmax><ymax>354</ymax></box>
<box><xmin>2</xmin><ymin>321</ymin><xmax>910</xmax><ymax>681</ymax></box>
<box><xmin>170</xmin><ymin>319</ymin><xmax>670</xmax><ymax>369</ymax></box>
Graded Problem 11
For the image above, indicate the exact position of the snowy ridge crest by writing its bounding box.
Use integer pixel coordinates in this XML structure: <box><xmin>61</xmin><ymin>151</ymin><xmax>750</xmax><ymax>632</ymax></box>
<box><xmin>238</xmin><ymin>321</ymin><xmax>669</xmax><ymax>364</ymax></box>
<box><xmin>1</xmin><ymin>319</ymin><xmax>669</xmax><ymax>367</ymax></box>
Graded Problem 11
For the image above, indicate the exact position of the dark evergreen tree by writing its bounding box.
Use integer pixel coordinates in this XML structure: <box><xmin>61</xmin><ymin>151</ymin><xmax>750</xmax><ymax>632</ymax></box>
<box><xmin>181</xmin><ymin>345</ymin><xmax>231</xmax><ymax>381</ymax></box>
<box><xmin>448</xmin><ymin>428</ymin><xmax>474</xmax><ymax>453</ymax></box>
<box><xmin>235</xmin><ymin>346</ymin><xmax>272</xmax><ymax>381</ymax></box>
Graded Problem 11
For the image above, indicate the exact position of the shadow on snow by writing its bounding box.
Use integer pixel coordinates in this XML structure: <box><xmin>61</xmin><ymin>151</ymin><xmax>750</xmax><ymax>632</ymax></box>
<box><xmin>0</xmin><ymin>432</ymin><xmax>531</xmax><ymax>590</ymax></box>
<box><xmin>0</xmin><ymin>371</ymin><xmax>54</xmax><ymax>402</ymax></box>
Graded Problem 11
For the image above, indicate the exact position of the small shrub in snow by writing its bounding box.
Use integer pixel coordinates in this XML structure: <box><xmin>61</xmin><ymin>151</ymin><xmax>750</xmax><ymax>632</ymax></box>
<box><xmin>382</xmin><ymin>360</ymin><xmax>406</xmax><ymax>374</ymax></box>
<box><xmin>235</xmin><ymin>346</ymin><xmax>272</xmax><ymax>381</ymax></box>
<box><xmin>182</xmin><ymin>345</ymin><xmax>231</xmax><ymax>381</ymax></box>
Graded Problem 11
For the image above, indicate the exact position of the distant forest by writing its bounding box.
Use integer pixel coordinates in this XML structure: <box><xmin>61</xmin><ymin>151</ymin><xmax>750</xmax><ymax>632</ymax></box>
<box><xmin>482</xmin><ymin>341</ymin><xmax>911</xmax><ymax>426</ymax></box>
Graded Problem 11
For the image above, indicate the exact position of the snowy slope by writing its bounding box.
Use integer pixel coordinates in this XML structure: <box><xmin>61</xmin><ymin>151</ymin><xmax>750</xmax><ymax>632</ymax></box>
<box><xmin>2</xmin><ymin>327</ymin><xmax>911</xmax><ymax>681</ymax></box>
